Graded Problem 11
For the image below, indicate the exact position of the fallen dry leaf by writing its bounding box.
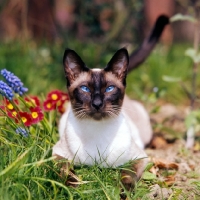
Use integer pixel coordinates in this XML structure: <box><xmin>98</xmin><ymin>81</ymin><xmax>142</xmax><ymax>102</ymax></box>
<box><xmin>164</xmin><ymin>175</ymin><xmax>176</xmax><ymax>186</ymax></box>
<box><xmin>189</xmin><ymin>164</ymin><xmax>195</xmax><ymax>170</ymax></box>
<box><xmin>150</xmin><ymin>136</ymin><xmax>168</xmax><ymax>149</ymax></box>
<box><xmin>152</xmin><ymin>158</ymin><xmax>179</xmax><ymax>170</ymax></box>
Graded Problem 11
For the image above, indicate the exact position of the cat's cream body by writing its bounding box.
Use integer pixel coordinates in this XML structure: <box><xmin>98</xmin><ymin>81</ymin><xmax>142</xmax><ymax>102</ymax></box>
<box><xmin>52</xmin><ymin>15</ymin><xmax>169</xmax><ymax>183</ymax></box>
<box><xmin>53</xmin><ymin>90</ymin><xmax>152</xmax><ymax>168</ymax></box>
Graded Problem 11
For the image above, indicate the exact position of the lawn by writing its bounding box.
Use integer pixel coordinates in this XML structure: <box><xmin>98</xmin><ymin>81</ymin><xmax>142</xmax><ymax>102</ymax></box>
<box><xmin>1</xmin><ymin>41</ymin><xmax>200</xmax><ymax>199</ymax></box>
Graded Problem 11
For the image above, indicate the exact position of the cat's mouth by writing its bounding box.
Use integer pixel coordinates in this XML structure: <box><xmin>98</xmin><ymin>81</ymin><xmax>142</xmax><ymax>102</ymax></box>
<box><xmin>73</xmin><ymin>107</ymin><xmax>120</xmax><ymax>120</ymax></box>
<box><xmin>89</xmin><ymin>111</ymin><xmax>107</xmax><ymax>120</ymax></box>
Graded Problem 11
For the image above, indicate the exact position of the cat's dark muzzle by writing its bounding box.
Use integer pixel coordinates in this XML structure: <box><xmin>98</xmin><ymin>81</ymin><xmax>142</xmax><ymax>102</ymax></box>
<box><xmin>88</xmin><ymin>109</ymin><xmax>108</xmax><ymax>120</ymax></box>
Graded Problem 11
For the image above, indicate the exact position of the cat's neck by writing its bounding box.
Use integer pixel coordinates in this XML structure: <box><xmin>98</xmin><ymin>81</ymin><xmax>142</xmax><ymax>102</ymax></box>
<box><xmin>69</xmin><ymin>107</ymin><xmax>122</xmax><ymax>128</ymax></box>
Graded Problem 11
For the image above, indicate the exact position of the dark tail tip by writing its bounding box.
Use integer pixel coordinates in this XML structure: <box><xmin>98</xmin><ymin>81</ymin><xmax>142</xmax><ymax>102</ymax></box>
<box><xmin>149</xmin><ymin>15</ymin><xmax>169</xmax><ymax>42</ymax></box>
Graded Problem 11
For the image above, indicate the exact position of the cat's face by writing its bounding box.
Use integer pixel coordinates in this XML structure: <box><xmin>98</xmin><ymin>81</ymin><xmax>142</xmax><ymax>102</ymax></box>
<box><xmin>63</xmin><ymin>48</ymin><xmax>129</xmax><ymax>120</ymax></box>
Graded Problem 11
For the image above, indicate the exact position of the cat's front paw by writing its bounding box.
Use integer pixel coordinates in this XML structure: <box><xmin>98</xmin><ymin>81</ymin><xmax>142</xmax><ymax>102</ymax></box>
<box><xmin>120</xmin><ymin>157</ymin><xmax>149</xmax><ymax>191</ymax></box>
<box><xmin>54</xmin><ymin>154</ymin><xmax>79</xmax><ymax>188</ymax></box>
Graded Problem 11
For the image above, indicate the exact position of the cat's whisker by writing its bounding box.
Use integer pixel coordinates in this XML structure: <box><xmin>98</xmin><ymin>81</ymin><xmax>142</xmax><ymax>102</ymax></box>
<box><xmin>76</xmin><ymin>112</ymin><xmax>87</xmax><ymax>119</ymax></box>
<box><xmin>75</xmin><ymin>110</ymin><xmax>86</xmax><ymax>114</ymax></box>
<box><xmin>106</xmin><ymin>110</ymin><xmax>119</xmax><ymax>118</ymax></box>
<box><xmin>77</xmin><ymin>114</ymin><xmax>85</xmax><ymax>119</ymax></box>
<box><xmin>107</xmin><ymin>108</ymin><xmax>121</xmax><ymax>114</ymax></box>
<box><xmin>73</xmin><ymin>107</ymin><xmax>84</xmax><ymax>111</ymax></box>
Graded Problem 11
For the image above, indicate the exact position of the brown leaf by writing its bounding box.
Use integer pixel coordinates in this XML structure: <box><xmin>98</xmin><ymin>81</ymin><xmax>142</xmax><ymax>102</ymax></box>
<box><xmin>153</xmin><ymin>158</ymin><xmax>179</xmax><ymax>170</ymax></box>
<box><xmin>150</xmin><ymin>136</ymin><xmax>168</xmax><ymax>149</ymax></box>
<box><xmin>164</xmin><ymin>175</ymin><xmax>176</xmax><ymax>186</ymax></box>
<box><xmin>189</xmin><ymin>164</ymin><xmax>195</xmax><ymax>170</ymax></box>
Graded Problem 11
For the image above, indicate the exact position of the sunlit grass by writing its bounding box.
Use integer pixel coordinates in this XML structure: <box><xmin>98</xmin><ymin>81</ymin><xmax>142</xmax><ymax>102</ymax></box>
<box><xmin>0</xmin><ymin>120</ymin><xmax>153</xmax><ymax>199</ymax></box>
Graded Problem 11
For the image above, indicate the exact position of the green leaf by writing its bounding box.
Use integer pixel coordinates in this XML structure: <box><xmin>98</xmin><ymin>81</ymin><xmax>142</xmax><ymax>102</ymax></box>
<box><xmin>185</xmin><ymin>48</ymin><xmax>200</xmax><ymax>63</ymax></box>
<box><xmin>142</xmin><ymin>171</ymin><xmax>156</xmax><ymax>180</ymax></box>
<box><xmin>0</xmin><ymin>147</ymin><xmax>33</xmax><ymax>179</ymax></box>
<box><xmin>170</xmin><ymin>14</ymin><xmax>197</xmax><ymax>23</ymax></box>
<box><xmin>185</xmin><ymin>110</ymin><xmax>200</xmax><ymax>129</ymax></box>
<box><xmin>162</xmin><ymin>75</ymin><xmax>182</xmax><ymax>82</ymax></box>
<box><xmin>145</xmin><ymin>162</ymin><xmax>154</xmax><ymax>171</ymax></box>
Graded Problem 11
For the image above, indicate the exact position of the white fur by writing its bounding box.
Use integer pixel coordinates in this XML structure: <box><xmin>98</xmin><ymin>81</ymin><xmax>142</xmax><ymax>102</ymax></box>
<box><xmin>52</xmin><ymin>103</ymin><xmax>148</xmax><ymax>167</ymax></box>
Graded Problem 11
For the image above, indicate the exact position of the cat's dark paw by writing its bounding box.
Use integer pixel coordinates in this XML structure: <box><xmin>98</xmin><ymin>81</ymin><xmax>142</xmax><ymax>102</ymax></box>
<box><xmin>54</xmin><ymin>154</ymin><xmax>80</xmax><ymax>188</ymax></box>
<box><xmin>120</xmin><ymin>158</ymin><xmax>149</xmax><ymax>193</ymax></box>
<box><xmin>121</xmin><ymin>168</ymin><xmax>137</xmax><ymax>191</ymax></box>
<box><xmin>65</xmin><ymin>169</ymin><xmax>79</xmax><ymax>188</ymax></box>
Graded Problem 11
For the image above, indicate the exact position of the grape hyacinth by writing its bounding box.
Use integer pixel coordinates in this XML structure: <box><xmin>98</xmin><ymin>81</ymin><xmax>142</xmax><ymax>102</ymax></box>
<box><xmin>16</xmin><ymin>127</ymin><xmax>29</xmax><ymax>137</ymax></box>
<box><xmin>1</xmin><ymin>69</ymin><xmax>28</xmax><ymax>96</ymax></box>
<box><xmin>0</xmin><ymin>80</ymin><xmax>14</xmax><ymax>100</ymax></box>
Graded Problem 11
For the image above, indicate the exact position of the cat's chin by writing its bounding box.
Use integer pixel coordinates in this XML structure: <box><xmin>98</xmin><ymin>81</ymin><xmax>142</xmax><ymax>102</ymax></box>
<box><xmin>77</xmin><ymin>112</ymin><xmax>113</xmax><ymax>121</ymax></box>
<box><xmin>90</xmin><ymin>112</ymin><xmax>107</xmax><ymax>121</ymax></box>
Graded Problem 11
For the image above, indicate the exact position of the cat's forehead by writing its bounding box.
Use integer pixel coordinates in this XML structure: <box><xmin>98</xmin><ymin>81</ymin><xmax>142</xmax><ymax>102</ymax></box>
<box><xmin>90</xmin><ymin>68</ymin><xmax>123</xmax><ymax>86</ymax></box>
<box><xmin>69</xmin><ymin>68</ymin><xmax>123</xmax><ymax>90</ymax></box>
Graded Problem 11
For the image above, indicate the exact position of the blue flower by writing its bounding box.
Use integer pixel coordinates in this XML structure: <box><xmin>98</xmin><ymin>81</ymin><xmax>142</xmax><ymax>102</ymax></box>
<box><xmin>1</xmin><ymin>69</ymin><xmax>28</xmax><ymax>96</ymax></box>
<box><xmin>15</xmin><ymin>127</ymin><xmax>29</xmax><ymax>137</ymax></box>
<box><xmin>0</xmin><ymin>80</ymin><xmax>14</xmax><ymax>100</ymax></box>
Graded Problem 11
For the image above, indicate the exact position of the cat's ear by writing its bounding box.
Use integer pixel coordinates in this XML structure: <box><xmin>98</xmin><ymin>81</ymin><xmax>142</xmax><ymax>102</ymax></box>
<box><xmin>104</xmin><ymin>48</ymin><xmax>129</xmax><ymax>80</ymax></box>
<box><xmin>63</xmin><ymin>49</ymin><xmax>89</xmax><ymax>85</ymax></box>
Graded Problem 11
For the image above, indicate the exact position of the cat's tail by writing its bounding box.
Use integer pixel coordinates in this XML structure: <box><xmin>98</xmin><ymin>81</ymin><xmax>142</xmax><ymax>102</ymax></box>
<box><xmin>128</xmin><ymin>15</ymin><xmax>169</xmax><ymax>72</ymax></box>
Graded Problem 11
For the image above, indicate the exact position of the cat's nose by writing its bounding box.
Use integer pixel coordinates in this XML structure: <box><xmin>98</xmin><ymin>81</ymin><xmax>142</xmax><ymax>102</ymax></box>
<box><xmin>92</xmin><ymin>97</ymin><xmax>103</xmax><ymax>110</ymax></box>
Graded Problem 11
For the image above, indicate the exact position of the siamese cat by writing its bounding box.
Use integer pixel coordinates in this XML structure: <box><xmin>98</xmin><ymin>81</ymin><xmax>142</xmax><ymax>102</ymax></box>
<box><xmin>53</xmin><ymin>15</ymin><xmax>169</xmax><ymax>187</ymax></box>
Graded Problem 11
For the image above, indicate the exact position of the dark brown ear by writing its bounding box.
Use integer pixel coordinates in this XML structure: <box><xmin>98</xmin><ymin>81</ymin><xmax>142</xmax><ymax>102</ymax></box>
<box><xmin>104</xmin><ymin>48</ymin><xmax>129</xmax><ymax>81</ymax></box>
<box><xmin>63</xmin><ymin>49</ymin><xmax>90</xmax><ymax>86</ymax></box>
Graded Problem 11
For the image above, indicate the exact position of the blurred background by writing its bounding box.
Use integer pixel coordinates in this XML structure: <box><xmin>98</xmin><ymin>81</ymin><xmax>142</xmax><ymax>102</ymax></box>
<box><xmin>0</xmin><ymin>0</ymin><xmax>199</xmax><ymax>105</ymax></box>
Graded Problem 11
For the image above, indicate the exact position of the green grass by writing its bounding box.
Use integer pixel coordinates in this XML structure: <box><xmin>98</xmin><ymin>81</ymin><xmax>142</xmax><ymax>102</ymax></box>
<box><xmin>1</xmin><ymin>41</ymin><xmax>200</xmax><ymax>199</ymax></box>
<box><xmin>0</xmin><ymin>110</ymin><xmax>152</xmax><ymax>199</ymax></box>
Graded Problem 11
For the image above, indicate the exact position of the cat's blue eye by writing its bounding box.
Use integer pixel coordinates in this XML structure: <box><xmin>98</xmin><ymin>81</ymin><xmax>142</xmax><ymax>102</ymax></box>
<box><xmin>80</xmin><ymin>85</ymin><xmax>90</xmax><ymax>92</ymax></box>
<box><xmin>105</xmin><ymin>86</ymin><xmax>115</xmax><ymax>93</ymax></box>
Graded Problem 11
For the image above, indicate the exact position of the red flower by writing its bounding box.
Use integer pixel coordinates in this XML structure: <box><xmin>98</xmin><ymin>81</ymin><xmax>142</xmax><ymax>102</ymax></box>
<box><xmin>30</xmin><ymin>107</ymin><xmax>44</xmax><ymax>124</ymax></box>
<box><xmin>0</xmin><ymin>98</ymin><xmax>18</xmax><ymax>120</ymax></box>
<box><xmin>61</xmin><ymin>92</ymin><xmax>69</xmax><ymax>101</ymax></box>
<box><xmin>7</xmin><ymin>110</ymin><xmax>19</xmax><ymax>122</ymax></box>
<box><xmin>56</xmin><ymin>100</ymin><xmax>66</xmax><ymax>113</ymax></box>
<box><xmin>25</xmin><ymin>96</ymin><xmax>40</xmax><ymax>107</ymax></box>
<box><xmin>43</xmin><ymin>99</ymin><xmax>56</xmax><ymax>111</ymax></box>
<box><xmin>43</xmin><ymin>90</ymin><xmax>69</xmax><ymax>113</ymax></box>
<box><xmin>3</xmin><ymin>99</ymin><xmax>14</xmax><ymax>111</ymax></box>
<box><xmin>18</xmin><ymin>112</ymin><xmax>32</xmax><ymax>126</ymax></box>
<box><xmin>0</xmin><ymin>98</ymin><xmax>19</xmax><ymax>112</ymax></box>
<box><xmin>47</xmin><ymin>90</ymin><xmax>62</xmax><ymax>102</ymax></box>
